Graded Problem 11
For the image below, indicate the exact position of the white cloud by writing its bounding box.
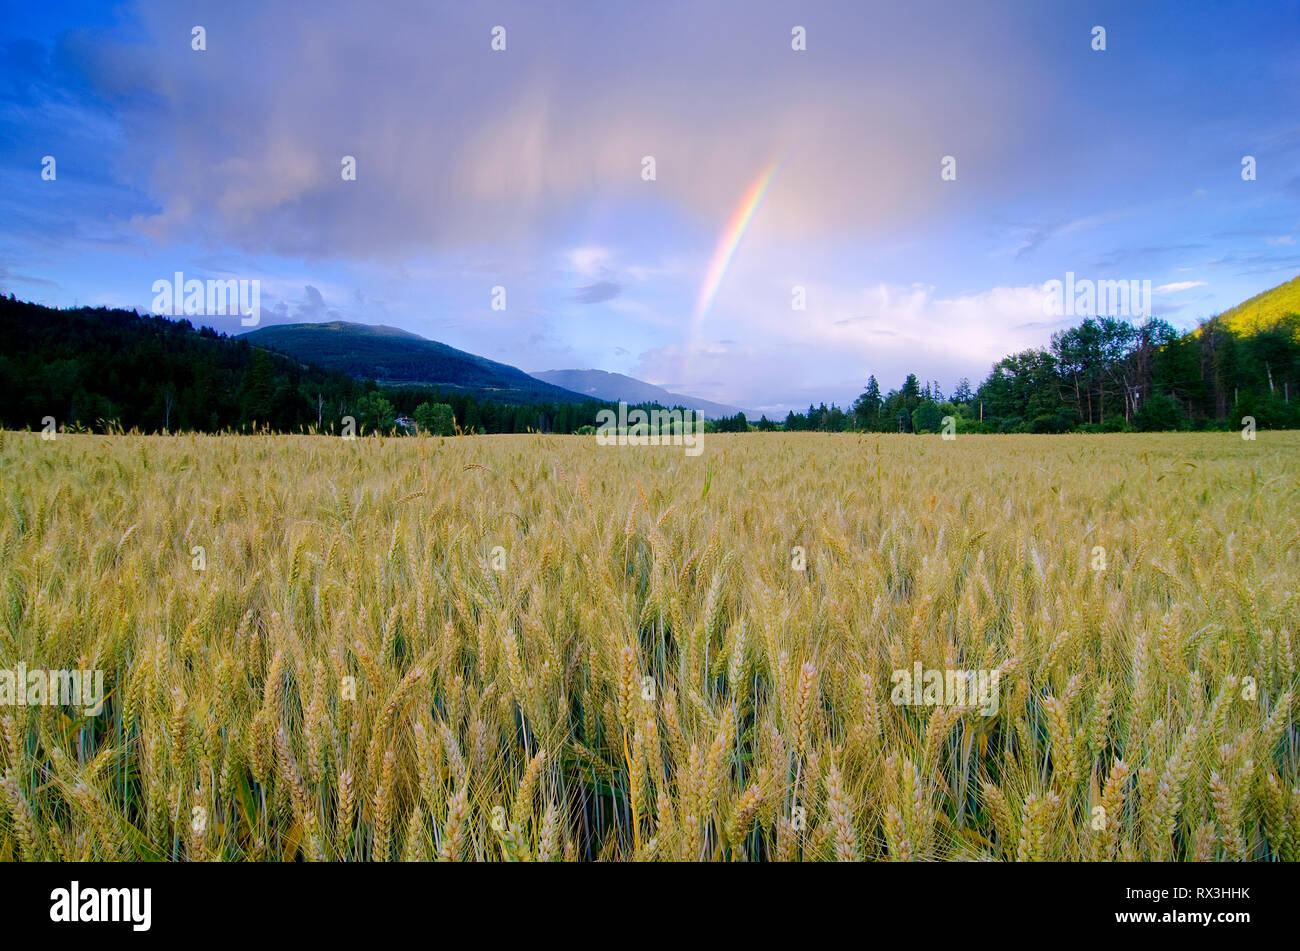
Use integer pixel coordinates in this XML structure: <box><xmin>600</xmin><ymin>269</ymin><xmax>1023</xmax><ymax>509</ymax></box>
<box><xmin>1155</xmin><ymin>280</ymin><xmax>1207</xmax><ymax>293</ymax></box>
<box><xmin>568</xmin><ymin>247</ymin><xmax>612</xmax><ymax>277</ymax></box>
<box><xmin>633</xmin><ymin>264</ymin><xmax>1063</xmax><ymax>411</ymax></box>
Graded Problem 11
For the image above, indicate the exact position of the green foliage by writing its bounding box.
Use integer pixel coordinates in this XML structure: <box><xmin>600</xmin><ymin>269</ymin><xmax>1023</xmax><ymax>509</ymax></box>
<box><xmin>1030</xmin><ymin>410</ymin><xmax>1075</xmax><ymax>434</ymax></box>
<box><xmin>1081</xmin><ymin>416</ymin><xmax>1132</xmax><ymax>434</ymax></box>
<box><xmin>849</xmin><ymin>298</ymin><xmax>1300</xmax><ymax>434</ymax></box>
<box><xmin>911</xmin><ymin>400</ymin><xmax>943</xmax><ymax>434</ymax></box>
<box><xmin>786</xmin><ymin>402</ymin><xmax>854</xmax><ymax>432</ymax></box>
<box><xmin>355</xmin><ymin>391</ymin><xmax>396</xmax><ymax>434</ymax></box>
<box><xmin>1134</xmin><ymin>392</ymin><xmax>1183</xmax><ymax>432</ymax></box>
<box><xmin>853</xmin><ymin>374</ymin><xmax>883</xmax><ymax>428</ymax></box>
<box><xmin>413</xmin><ymin>401</ymin><xmax>456</xmax><ymax>436</ymax></box>
<box><xmin>240</xmin><ymin>349</ymin><xmax>275</xmax><ymax>423</ymax></box>
<box><xmin>713</xmin><ymin>411</ymin><xmax>749</xmax><ymax>433</ymax></box>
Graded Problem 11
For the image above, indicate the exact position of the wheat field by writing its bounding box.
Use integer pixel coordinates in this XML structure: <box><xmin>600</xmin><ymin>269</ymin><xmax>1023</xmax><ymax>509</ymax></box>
<box><xmin>0</xmin><ymin>429</ymin><xmax>1297</xmax><ymax>861</ymax></box>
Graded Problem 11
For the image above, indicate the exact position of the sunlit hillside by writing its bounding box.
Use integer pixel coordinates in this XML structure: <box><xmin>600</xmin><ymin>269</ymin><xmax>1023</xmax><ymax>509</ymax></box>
<box><xmin>1214</xmin><ymin>274</ymin><xmax>1300</xmax><ymax>338</ymax></box>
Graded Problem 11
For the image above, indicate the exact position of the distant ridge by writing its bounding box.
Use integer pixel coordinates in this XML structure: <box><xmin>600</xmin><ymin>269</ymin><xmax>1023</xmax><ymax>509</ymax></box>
<box><xmin>241</xmin><ymin>321</ymin><xmax>592</xmax><ymax>404</ymax></box>
<box><xmin>529</xmin><ymin>368</ymin><xmax>747</xmax><ymax>419</ymax></box>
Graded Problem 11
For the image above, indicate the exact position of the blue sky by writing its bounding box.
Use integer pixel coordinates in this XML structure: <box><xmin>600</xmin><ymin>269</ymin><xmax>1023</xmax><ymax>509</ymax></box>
<box><xmin>3</xmin><ymin>0</ymin><xmax>1299</xmax><ymax>415</ymax></box>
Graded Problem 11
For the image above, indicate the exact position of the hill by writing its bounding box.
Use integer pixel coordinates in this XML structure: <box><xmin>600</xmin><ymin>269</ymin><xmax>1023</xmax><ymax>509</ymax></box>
<box><xmin>0</xmin><ymin>298</ymin><xmax>612</xmax><ymax>434</ymax></box>
<box><xmin>1215</xmin><ymin>273</ymin><xmax>1300</xmax><ymax>337</ymax></box>
<box><xmin>0</xmin><ymin>297</ymin><xmax>345</xmax><ymax>432</ymax></box>
<box><xmin>242</xmin><ymin>322</ymin><xmax>591</xmax><ymax>404</ymax></box>
<box><xmin>530</xmin><ymin>368</ymin><xmax>747</xmax><ymax>419</ymax></box>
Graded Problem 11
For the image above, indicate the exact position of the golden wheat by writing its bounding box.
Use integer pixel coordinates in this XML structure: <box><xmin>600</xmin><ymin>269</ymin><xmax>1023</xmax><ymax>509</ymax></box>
<box><xmin>0</xmin><ymin>430</ymin><xmax>1296</xmax><ymax>861</ymax></box>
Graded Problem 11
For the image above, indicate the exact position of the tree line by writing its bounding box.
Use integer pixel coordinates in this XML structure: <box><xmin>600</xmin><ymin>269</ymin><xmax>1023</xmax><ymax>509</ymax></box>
<box><xmin>3</xmin><ymin>296</ymin><xmax>1296</xmax><ymax>437</ymax></box>
<box><xmin>707</xmin><ymin>312</ymin><xmax>1299</xmax><ymax>434</ymax></box>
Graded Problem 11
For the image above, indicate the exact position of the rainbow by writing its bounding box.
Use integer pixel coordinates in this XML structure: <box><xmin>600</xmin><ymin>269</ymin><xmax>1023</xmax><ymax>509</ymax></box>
<box><xmin>684</xmin><ymin>160</ymin><xmax>780</xmax><ymax>377</ymax></box>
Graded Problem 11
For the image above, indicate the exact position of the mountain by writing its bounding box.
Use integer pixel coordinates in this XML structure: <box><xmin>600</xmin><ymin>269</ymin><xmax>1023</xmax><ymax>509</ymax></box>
<box><xmin>0</xmin><ymin>297</ymin><xmax>357</xmax><ymax>432</ymax></box>
<box><xmin>529</xmin><ymin>369</ymin><xmax>747</xmax><ymax>419</ymax></box>
<box><xmin>241</xmin><ymin>321</ymin><xmax>591</xmax><ymax>404</ymax></box>
<box><xmin>0</xmin><ymin>298</ymin><xmax>617</xmax><ymax>435</ymax></box>
<box><xmin>1215</xmin><ymin>273</ymin><xmax>1300</xmax><ymax>337</ymax></box>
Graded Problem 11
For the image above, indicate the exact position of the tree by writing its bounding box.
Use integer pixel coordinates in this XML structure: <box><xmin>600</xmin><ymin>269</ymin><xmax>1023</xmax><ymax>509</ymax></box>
<box><xmin>853</xmin><ymin>375</ymin><xmax>882</xmax><ymax>428</ymax></box>
<box><xmin>1051</xmin><ymin>318</ymin><xmax>1113</xmax><ymax>424</ymax></box>
<box><xmin>824</xmin><ymin>404</ymin><xmax>846</xmax><ymax>431</ymax></box>
<box><xmin>911</xmin><ymin>400</ymin><xmax>943</xmax><ymax>433</ymax></box>
<box><xmin>240</xmin><ymin>349</ymin><xmax>275</xmax><ymax>425</ymax></box>
<box><xmin>355</xmin><ymin>391</ymin><xmax>396</xmax><ymax>434</ymax></box>
<box><xmin>163</xmin><ymin>384</ymin><xmax>176</xmax><ymax>432</ymax></box>
<box><xmin>1133</xmin><ymin>392</ymin><xmax>1182</xmax><ymax>431</ymax></box>
<box><xmin>1152</xmin><ymin>330</ymin><xmax>1206</xmax><ymax>423</ymax></box>
<box><xmin>715</xmin><ymin>411</ymin><xmax>748</xmax><ymax>432</ymax></box>
<box><xmin>413</xmin><ymin>401</ymin><xmax>456</xmax><ymax>435</ymax></box>
<box><xmin>978</xmin><ymin>348</ymin><xmax>1063</xmax><ymax>427</ymax></box>
<box><xmin>900</xmin><ymin>373</ymin><xmax>922</xmax><ymax>412</ymax></box>
<box><xmin>1096</xmin><ymin>317</ymin><xmax>1137</xmax><ymax>423</ymax></box>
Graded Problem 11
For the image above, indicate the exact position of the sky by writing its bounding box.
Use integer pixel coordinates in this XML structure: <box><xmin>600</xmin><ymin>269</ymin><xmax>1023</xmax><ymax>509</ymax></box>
<box><xmin>3</xmin><ymin>1</ymin><xmax>1299</xmax><ymax>416</ymax></box>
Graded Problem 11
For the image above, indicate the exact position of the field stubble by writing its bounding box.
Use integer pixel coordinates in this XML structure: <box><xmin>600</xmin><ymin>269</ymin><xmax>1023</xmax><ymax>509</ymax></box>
<box><xmin>0</xmin><ymin>430</ymin><xmax>1297</xmax><ymax>861</ymax></box>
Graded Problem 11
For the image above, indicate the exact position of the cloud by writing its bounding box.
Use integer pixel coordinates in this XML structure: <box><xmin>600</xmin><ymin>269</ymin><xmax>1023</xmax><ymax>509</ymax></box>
<box><xmin>0</xmin><ymin>264</ymin><xmax>60</xmax><ymax>289</ymax></box>
<box><xmin>1090</xmin><ymin>244</ymin><xmax>1204</xmax><ymax>270</ymax></box>
<box><xmin>573</xmin><ymin>280</ymin><xmax>621</xmax><ymax>304</ymax></box>
<box><xmin>569</xmin><ymin>247</ymin><xmax>611</xmax><ymax>277</ymax></box>
<box><xmin>1200</xmin><ymin>250</ymin><xmax>1300</xmax><ymax>276</ymax></box>
<box><xmin>9</xmin><ymin>1</ymin><xmax>1300</xmax><ymax>412</ymax></box>
<box><xmin>1155</xmin><ymin>281</ymin><xmax>1208</xmax><ymax>293</ymax></box>
<box><xmin>632</xmin><ymin>274</ymin><xmax>1065</xmax><ymax>412</ymax></box>
<box><xmin>1266</xmin><ymin>235</ymin><xmax>1295</xmax><ymax>246</ymax></box>
<box><xmin>1010</xmin><ymin>210</ymin><xmax>1132</xmax><ymax>260</ymax></box>
<box><xmin>293</xmin><ymin>285</ymin><xmax>341</xmax><ymax>322</ymax></box>
<box><xmin>61</xmin><ymin>0</ymin><xmax>1053</xmax><ymax>261</ymax></box>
